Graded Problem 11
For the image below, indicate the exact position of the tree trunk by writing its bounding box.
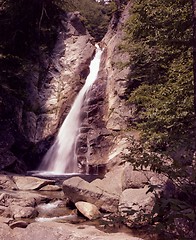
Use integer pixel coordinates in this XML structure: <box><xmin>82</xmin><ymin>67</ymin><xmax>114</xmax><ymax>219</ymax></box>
<box><xmin>192</xmin><ymin>2</ymin><xmax>196</xmax><ymax>238</ymax></box>
<box><xmin>193</xmin><ymin>0</ymin><xmax>196</xmax><ymax>117</ymax></box>
<box><xmin>193</xmin><ymin>0</ymin><xmax>196</xmax><ymax>160</ymax></box>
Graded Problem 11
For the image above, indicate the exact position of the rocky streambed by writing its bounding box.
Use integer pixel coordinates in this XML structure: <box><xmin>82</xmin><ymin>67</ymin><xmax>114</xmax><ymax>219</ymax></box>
<box><xmin>0</xmin><ymin>165</ymin><xmax>168</xmax><ymax>240</ymax></box>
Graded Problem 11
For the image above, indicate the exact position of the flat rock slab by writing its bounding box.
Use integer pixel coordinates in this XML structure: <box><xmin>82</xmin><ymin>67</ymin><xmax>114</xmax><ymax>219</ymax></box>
<box><xmin>0</xmin><ymin>222</ymin><xmax>145</xmax><ymax>240</ymax></box>
<box><xmin>13</xmin><ymin>176</ymin><xmax>55</xmax><ymax>190</ymax></box>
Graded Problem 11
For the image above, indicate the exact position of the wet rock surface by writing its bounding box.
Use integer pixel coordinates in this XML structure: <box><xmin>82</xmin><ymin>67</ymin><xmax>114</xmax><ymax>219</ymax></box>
<box><xmin>72</xmin><ymin>1</ymin><xmax>137</xmax><ymax>172</ymax></box>
<box><xmin>0</xmin><ymin>157</ymin><xmax>170</xmax><ymax>239</ymax></box>
<box><xmin>0</xmin><ymin>221</ymin><xmax>144</xmax><ymax>240</ymax></box>
<box><xmin>0</xmin><ymin>171</ymin><xmax>150</xmax><ymax>240</ymax></box>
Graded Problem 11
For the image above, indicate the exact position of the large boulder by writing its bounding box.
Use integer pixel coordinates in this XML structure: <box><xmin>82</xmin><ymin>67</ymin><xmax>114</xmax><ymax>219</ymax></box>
<box><xmin>119</xmin><ymin>186</ymin><xmax>155</xmax><ymax>227</ymax></box>
<box><xmin>63</xmin><ymin>167</ymin><xmax>124</xmax><ymax>212</ymax></box>
<box><xmin>121</xmin><ymin>164</ymin><xmax>168</xmax><ymax>190</ymax></box>
<box><xmin>63</xmin><ymin>176</ymin><xmax>119</xmax><ymax>212</ymax></box>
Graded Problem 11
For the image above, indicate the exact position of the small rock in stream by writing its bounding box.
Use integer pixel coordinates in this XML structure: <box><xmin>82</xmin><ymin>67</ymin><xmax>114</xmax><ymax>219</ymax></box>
<box><xmin>9</xmin><ymin>220</ymin><xmax>28</xmax><ymax>229</ymax></box>
<box><xmin>75</xmin><ymin>201</ymin><xmax>101</xmax><ymax>220</ymax></box>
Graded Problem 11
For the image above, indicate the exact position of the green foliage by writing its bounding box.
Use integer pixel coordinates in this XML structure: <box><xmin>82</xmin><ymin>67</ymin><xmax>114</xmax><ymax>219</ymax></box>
<box><xmin>54</xmin><ymin>0</ymin><xmax>130</xmax><ymax>41</ymax></box>
<box><xmin>124</xmin><ymin>137</ymin><xmax>196</xmax><ymax>239</ymax></box>
<box><xmin>0</xmin><ymin>0</ymin><xmax>61</xmax><ymax>104</ymax></box>
<box><xmin>54</xmin><ymin>0</ymin><xmax>115</xmax><ymax>41</ymax></box>
<box><xmin>125</xmin><ymin>0</ymin><xmax>194</xmax><ymax>151</ymax></box>
<box><xmin>124</xmin><ymin>0</ymin><xmax>196</xmax><ymax>238</ymax></box>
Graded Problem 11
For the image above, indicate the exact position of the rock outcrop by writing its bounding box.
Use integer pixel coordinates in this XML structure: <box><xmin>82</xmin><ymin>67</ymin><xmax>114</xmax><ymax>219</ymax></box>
<box><xmin>35</xmin><ymin>12</ymin><xmax>95</xmax><ymax>143</ymax></box>
<box><xmin>74</xmin><ymin>1</ymin><xmax>136</xmax><ymax>172</ymax></box>
<box><xmin>0</xmin><ymin>0</ymin><xmax>136</xmax><ymax>173</ymax></box>
<box><xmin>63</xmin><ymin>166</ymin><xmax>125</xmax><ymax>212</ymax></box>
<box><xmin>100</xmin><ymin>1</ymin><xmax>136</xmax><ymax>168</ymax></box>
<box><xmin>62</xmin><ymin>163</ymin><xmax>171</xmax><ymax>228</ymax></box>
<box><xmin>26</xmin><ymin>11</ymin><xmax>95</xmax><ymax>169</ymax></box>
<box><xmin>0</xmin><ymin>5</ymin><xmax>95</xmax><ymax>171</ymax></box>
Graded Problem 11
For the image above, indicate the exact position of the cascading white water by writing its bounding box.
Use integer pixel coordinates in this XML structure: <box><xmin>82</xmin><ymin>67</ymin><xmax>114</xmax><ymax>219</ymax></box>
<box><xmin>38</xmin><ymin>44</ymin><xmax>103</xmax><ymax>174</ymax></box>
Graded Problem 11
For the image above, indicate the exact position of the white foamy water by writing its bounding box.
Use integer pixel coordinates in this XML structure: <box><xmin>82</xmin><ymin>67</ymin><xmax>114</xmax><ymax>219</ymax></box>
<box><xmin>39</xmin><ymin>44</ymin><xmax>103</xmax><ymax>173</ymax></box>
<box><xmin>28</xmin><ymin>170</ymin><xmax>80</xmax><ymax>177</ymax></box>
<box><xmin>35</xmin><ymin>215</ymin><xmax>78</xmax><ymax>223</ymax></box>
<box><xmin>37</xmin><ymin>200</ymin><xmax>63</xmax><ymax>210</ymax></box>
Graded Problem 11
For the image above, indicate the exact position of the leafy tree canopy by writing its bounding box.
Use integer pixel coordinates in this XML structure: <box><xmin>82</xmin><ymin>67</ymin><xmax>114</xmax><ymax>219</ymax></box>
<box><xmin>54</xmin><ymin>0</ymin><xmax>116</xmax><ymax>41</ymax></box>
<box><xmin>124</xmin><ymin>0</ymin><xmax>196</xmax><ymax>237</ymax></box>
<box><xmin>125</xmin><ymin>0</ymin><xmax>194</xmax><ymax>153</ymax></box>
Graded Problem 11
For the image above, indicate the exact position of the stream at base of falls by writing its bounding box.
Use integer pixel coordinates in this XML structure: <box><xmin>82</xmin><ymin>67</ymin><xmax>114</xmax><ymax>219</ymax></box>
<box><xmin>25</xmin><ymin>172</ymin><xmax>158</xmax><ymax>240</ymax></box>
<box><xmin>27</xmin><ymin>170</ymin><xmax>102</xmax><ymax>184</ymax></box>
<box><xmin>15</xmin><ymin>189</ymin><xmax>154</xmax><ymax>239</ymax></box>
<box><xmin>0</xmin><ymin>171</ymin><xmax>159</xmax><ymax>240</ymax></box>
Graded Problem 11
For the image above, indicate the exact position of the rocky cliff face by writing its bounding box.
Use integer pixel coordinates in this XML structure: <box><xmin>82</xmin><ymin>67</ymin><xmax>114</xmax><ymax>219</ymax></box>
<box><xmin>0</xmin><ymin>9</ymin><xmax>95</xmax><ymax>172</ymax></box>
<box><xmin>28</xmin><ymin>11</ymin><xmax>95</xmax><ymax>169</ymax></box>
<box><xmin>0</xmin><ymin>2</ymin><xmax>135</xmax><ymax>174</ymax></box>
<box><xmin>34</xmin><ymin>12</ymin><xmax>95</xmax><ymax>143</ymax></box>
<box><xmin>75</xmin><ymin>2</ymin><xmax>135</xmax><ymax>173</ymax></box>
<box><xmin>101</xmin><ymin>2</ymin><xmax>135</xmax><ymax>168</ymax></box>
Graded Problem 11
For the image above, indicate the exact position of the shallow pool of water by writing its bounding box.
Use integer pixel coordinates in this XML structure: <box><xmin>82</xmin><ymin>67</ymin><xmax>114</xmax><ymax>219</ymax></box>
<box><xmin>27</xmin><ymin>170</ymin><xmax>101</xmax><ymax>183</ymax></box>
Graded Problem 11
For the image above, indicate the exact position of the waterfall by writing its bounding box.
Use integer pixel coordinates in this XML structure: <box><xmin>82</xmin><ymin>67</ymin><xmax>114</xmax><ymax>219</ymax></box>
<box><xmin>39</xmin><ymin>44</ymin><xmax>103</xmax><ymax>174</ymax></box>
